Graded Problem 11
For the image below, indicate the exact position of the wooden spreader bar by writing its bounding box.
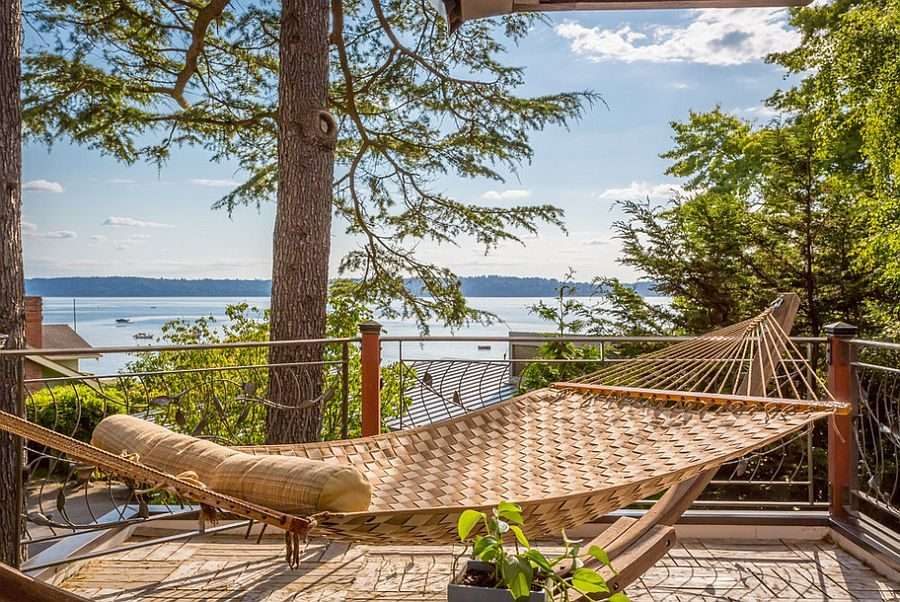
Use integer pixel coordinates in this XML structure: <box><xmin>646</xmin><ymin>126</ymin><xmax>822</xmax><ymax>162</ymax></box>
<box><xmin>551</xmin><ymin>382</ymin><xmax>850</xmax><ymax>415</ymax></box>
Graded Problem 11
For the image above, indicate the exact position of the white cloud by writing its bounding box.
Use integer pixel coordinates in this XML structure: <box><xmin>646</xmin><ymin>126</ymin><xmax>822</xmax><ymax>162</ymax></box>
<box><xmin>584</xmin><ymin>238</ymin><xmax>609</xmax><ymax>246</ymax></box>
<box><xmin>732</xmin><ymin>104</ymin><xmax>784</xmax><ymax>120</ymax></box>
<box><xmin>554</xmin><ymin>9</ymin><xmax>799</xmax><ymax>66</ymax></box>
<box><xmin>481</xmin><ymin>189</ymin><xmax>531</xmax><ymax>201</ymax></box>
<box><xmin>102</xmin><ymin>216</ymin><xmax>175</xmax><ymax>228</ymax></box>
<box><xmin>189</xmin><ymin>178</ymin><xmax>241</xmax><ymax>188</ymax></box>
<box><xmin>23</xmin><ymin>179</ymin><xmax>64</xmax><ymax>193</ymax></box>
<box><xmin>90</xmin><ymin>234</ymin><xmax>108</xmax><ymax>242</ymax></box>
<box><xmin>114</xmin><ymin>234</ymin><xmax>152</xmax><ymax>250</ymax></box>
<box><xmin>32</xmin><ymin>230</ymin><xmax>77</xmax><ymax>239</ymax></box>
<box><xmin>21</xmin><ymin>221</ymin><xmax>37</xmax><ymax>233</ymax></box>
<box><xmin>595</xmin><ymin>181</ymin><xmax>681</xmax><ymax>201</ymax></box>
<box><xmin>672</xmin><ymin>82</ymin><xmax>691</xmax><ymax>90</ymax></box>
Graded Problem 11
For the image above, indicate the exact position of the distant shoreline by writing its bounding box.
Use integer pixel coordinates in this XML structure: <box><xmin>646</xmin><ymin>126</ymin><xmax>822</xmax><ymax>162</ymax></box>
<box><xmin>26</xmin><ymin>276</ymin><xmax>657</xmax><ymax>298</ymax></box>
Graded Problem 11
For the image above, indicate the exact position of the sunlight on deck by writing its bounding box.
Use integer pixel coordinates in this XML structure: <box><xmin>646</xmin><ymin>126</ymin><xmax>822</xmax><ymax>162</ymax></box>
<box><xmin>55</xmin><ymin>532</ymin><xmax>900</xmax><ymax>601</ymax></box>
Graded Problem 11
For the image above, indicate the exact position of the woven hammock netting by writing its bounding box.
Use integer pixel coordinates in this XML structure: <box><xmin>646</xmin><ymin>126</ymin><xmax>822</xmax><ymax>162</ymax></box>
<box><xmin>0</xmin><ymin>298</ymin><xmax>844</xmax><ymax>544</ymax></box>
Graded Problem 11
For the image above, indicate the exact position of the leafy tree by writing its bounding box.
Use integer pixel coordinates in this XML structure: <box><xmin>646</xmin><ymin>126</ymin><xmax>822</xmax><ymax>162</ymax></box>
<box><xmin>22</xmin><ymin>0</ymin><xmax>596</xmax><ymax>441</ymax></box>
<box><xmin>615</xmin><ymin>107</ymin><xmax>870</xmax><ymax>339</ymax></box>
<box><xmin>579</xmin><ymin>277</ymin><xmax>673</xmax><ymax>338</ymax></box>
<box><xmin>125</xmin><ymin>281</ymin><xmax>410</xmax><ymax>442</ymax></box>
<box><xmin>771</xmin><ymin>0</ymin><xmax>900</xmax><ymax>337</ymax></box>
<box><xmin>528</xmin><ymin>269</ymin><xmax>587</xmax><ymax>335</ymax></box>
<box><xmin>520</xmin><ymin>274</ymin><xmax>670</xmax><ymax>391</ymax></box>
<box><xmin>609</xmin><ymin>0</ymin><xmax>900</xmax><ymax>341</ymax></box>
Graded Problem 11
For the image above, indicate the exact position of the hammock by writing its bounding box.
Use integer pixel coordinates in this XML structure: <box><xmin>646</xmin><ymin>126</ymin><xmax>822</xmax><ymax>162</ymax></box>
<box><xmin>0</xmin><ymin>294</ymin><xmax>843</xmax><ymax>548</ymax></box>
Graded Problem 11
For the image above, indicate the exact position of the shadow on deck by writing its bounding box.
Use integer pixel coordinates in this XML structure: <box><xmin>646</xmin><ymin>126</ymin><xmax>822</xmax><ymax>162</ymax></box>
<box><xmin>53</xmin><ymin>530</ymin><xmax>900</xmax><ymax>601</ymax></box>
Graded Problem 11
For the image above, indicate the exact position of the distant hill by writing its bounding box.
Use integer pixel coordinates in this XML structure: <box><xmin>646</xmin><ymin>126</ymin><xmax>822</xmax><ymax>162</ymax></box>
<box><xmin>407</xmin><ymin>276</ymin><xmax>657</xmax><ymax>297</ymax></box>
<box><xmin>26</xmin><ymin>276</ymin><xmax>657</xmax><ymax>298</ymax></box>
<box><xmin>26</xmin><ymin>277</ymin><xmax>272</xmax><ymax>297</ymax></box>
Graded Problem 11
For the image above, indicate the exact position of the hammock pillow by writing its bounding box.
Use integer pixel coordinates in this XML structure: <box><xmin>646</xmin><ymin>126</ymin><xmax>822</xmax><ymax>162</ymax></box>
<box><xmin>91</xmin><ymin>414</ymin><xmax>371</xmax><ymax>514</ymax></box>
<box><xmin>91</xmin><ymin>414</ymin><xmax>239</xmax><ymax>479</ymax></box>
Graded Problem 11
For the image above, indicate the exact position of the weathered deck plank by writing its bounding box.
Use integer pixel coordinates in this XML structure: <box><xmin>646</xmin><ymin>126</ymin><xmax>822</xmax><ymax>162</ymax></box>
<box><xmin>55</xmin><ymin>535</ymin><xmax>900</xmax><ymax>601</ymax></box>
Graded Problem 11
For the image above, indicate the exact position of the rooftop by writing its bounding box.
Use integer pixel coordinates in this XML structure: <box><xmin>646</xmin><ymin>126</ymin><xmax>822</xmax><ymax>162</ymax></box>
<box><xmin>31</xmin><ymin>324</ymin><xmax>99</xmax><ymax>358</ymax></box>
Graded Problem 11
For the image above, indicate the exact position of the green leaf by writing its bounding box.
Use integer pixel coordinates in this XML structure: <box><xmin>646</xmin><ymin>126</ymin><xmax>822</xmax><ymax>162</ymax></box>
<box><xmin>473</xmin><ymin>536</ymin><xmax>499</xmax><ymax>561</ymax></box>
<box><xmin>523</xmin><ymin>549</ymin><xmax>553</xmax><ymax>572</ymax></box>
<box><xmin>509</xmin><ymin>525</ymin><xmax>530</xmax><ymax>549</ymax></box>
<box><xmin>588</xmin><ymin>545</ymin><xmax>613</xmax><ymax>570</ymax></box>
<box><xmin>571</xmin><ymin>568</ymin><xmax>609</xmax><ymax>594</ymax></box>
<box><xmin>497</xmin><ymin>501</ymin><xmax>525</xmax><ymax>526</ymax></box>
<box><xmin>458</xmin><ymin>510</ymin><xmax>484</xmax><ymax>541</ymax></box>
<box><xmin>608</xmin><ymin>593</ymin><xmax>631</xmax><ymax>602</ymax></box>
<box><xmin>500</xmin><ymin>556</ymin><xmax>534</xmax><ymax>602</ymax></box>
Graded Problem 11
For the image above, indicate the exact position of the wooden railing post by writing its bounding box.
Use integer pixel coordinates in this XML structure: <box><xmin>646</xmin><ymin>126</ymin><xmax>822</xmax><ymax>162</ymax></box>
<box><xmin>359</xmin><ymin>321</ymin><xmax>382</xmax><ymax>437</ymax></box>
<box><xmin>825</xmin><ymin>321</ymin><xmax>858</xmax><ymax>520</ymax></box>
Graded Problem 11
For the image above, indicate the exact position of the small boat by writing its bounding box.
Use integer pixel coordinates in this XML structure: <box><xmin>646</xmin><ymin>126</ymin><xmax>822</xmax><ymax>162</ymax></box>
<box><xmin>477</xmin><ymin>344</ymin><xmax>492</xmax><ymax>351</ymax></box>
<box><xmin>133</xmin><ymin>332</ymin><xmax>154</xmax><ymax>340</ymax></box>
<box><xmin>115</xmin><ymin>318</ymin><xmax>131</xmax><ymax>324</ymax></box>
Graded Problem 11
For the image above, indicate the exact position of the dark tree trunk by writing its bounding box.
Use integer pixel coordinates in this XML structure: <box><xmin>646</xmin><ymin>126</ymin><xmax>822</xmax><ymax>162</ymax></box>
<box><xmin>0</xmin><ymin>0</ymin><xmax>24</xmax><ymax>567</ymax></box>
<box><xmin>266</xmin><ymin>0</ymin><xmax>336</xmax><ymax>443</ymax></box>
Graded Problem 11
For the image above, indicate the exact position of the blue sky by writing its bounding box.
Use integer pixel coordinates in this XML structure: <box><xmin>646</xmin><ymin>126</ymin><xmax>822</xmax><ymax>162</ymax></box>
<box><xmin>21</xmin><ymin>7</ymin><xmax>796</xmax><ymax>282</ymax></box>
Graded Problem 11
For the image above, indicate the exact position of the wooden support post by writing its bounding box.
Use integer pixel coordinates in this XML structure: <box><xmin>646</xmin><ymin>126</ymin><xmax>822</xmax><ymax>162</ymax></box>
<box><xmin>359</xmin><ymin>321</ymin><xmax>382</xmax><ymax>438</ymax></box>
<box><xmin>826</xmin><ymin>321</ymin><xmax>858</xmax><ymax>520</ymax></box>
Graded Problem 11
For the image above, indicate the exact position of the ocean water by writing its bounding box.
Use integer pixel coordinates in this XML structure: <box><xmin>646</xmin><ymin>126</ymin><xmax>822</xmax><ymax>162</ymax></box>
<box><xmin>41</xmin><ymin>296</ymin><xmax>671</xmax><ymax>374</ymax></box>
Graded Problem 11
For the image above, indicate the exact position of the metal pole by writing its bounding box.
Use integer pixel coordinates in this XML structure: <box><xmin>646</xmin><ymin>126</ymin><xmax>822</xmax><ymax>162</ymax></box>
<box><xmin>340</xmin><ymin>341</ymin><xmax>349</xmax><ymax>440</ymax></box>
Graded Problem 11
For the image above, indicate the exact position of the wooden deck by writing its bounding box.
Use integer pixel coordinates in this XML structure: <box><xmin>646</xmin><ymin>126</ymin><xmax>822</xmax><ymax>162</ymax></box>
<box><xmin>51</xmin><ymin>530</ymin><xmax>900</xmax><ymax>601</ymax></box>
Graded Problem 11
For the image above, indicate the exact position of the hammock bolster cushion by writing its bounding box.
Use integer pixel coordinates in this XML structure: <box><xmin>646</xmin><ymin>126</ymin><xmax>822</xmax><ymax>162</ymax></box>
<box><xmin>91</xmin><ymin>414</ymin><xmax>371</xmax><ymax>514</ymax></box>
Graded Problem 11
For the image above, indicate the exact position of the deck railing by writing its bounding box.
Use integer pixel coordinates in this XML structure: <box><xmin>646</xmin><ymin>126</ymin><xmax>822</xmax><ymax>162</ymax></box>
<box><xmin>3</xmin><ymin>323</ymin><xmax>899</xmax><ymax>568</ymax></box>
<box><xmin>848</xmin><ymin>336</ymin><xmax>900</xmax><ymax>540</ymax></box>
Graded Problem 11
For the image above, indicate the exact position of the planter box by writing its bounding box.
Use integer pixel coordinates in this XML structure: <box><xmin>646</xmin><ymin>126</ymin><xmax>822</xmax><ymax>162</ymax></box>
<box><xmin>448</xmin><ymin>560</ymin><xmax>545</xmax><ymax>602</ymax></box>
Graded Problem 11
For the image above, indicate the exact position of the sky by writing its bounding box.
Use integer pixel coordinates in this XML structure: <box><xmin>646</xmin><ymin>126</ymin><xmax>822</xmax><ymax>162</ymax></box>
<box><xmin>21</xmin><ymin>6</ymin><xmax>797</xmax><ymax>282</ymax></box>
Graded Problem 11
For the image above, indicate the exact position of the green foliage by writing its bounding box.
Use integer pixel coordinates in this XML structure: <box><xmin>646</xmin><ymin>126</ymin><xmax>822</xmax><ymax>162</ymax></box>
<box><xmin>615</xmin><ymin>104</ymin><xmax>872</xmax><ymax>337</ymax></box>
<box><xmin>579</xmin><ymin>278</ymin><xmax>674</xmax><ymax>339</ymax></box>
<box><xmin>22</xmin><ymin>0</ymin><xmax>598</xmax><ymax>330</ymax></box>
<box><xmin>768</xmin><ymin>0</ymin><xmax>900</xmax><ymax>337</ymax></box>
<box><xmin>126</xmin><ymin>280</ymin><xmax>410</xmax><ymax>442</ymax></box>
<box><xmin>608</xmin><ymin>0</ymin><xmax>900</xmax><ymax>339</ymax></box>
<box><xmin>519</xmin><ymin>274</ymin><xmax>671</xmax><ymax>391</ymax></box>
<box><xmin>518</xmin><ymin>342</ymin><xmax>600</xmax><ymax>393</ymax></box>
<box><xmin>456</xmin><ymin>501</ymin><xmax>627</xmax><ymax>601</ymax></box>
<box><xmin>528</xmin><ymin>269</ymin><xmax>588</xmax><ymax>336</ymax></box>
<box><xmin>27</xmin><ymin>385</ymin><xmax>124</xmax><ymax>442</ymax></box>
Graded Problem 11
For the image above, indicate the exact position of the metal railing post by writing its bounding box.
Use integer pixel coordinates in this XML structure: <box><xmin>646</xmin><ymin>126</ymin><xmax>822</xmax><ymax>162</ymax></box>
<box><xmin>359</xmin><ymin>321</ymin><xmax>382</xmax><ymax>437</ymax></box>
<box><xmin>825</xmin><ymin>321</ymin><xmax>858</xmax><ymax>520</ymax></box>
<box><xmin>340</xmin><ymin>341</ymin><xmax>349</xmax><ymax>440</ymax></box>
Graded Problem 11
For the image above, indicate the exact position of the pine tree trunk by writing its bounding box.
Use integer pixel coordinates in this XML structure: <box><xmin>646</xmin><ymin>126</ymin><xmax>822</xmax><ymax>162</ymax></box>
<box><xmin>0</xmin><ymin>0</ymin><xmax>24</xmax><ymax>568</ymax></box>
<box><xmin>266</xmin><ymin>0</ymin><xmax>336</xmax><ymax>443</ymax></box>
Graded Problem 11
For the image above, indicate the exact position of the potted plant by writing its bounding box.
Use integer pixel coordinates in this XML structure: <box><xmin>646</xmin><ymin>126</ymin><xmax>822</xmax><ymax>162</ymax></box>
<box><xmin>449</xmin><ymin>501</ymin><xmax>630</xmax><ymax>602</ymax></box>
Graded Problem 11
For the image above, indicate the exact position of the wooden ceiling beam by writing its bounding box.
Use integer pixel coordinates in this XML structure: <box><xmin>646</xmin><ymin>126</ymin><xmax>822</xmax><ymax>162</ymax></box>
<box><xmin>434</xmin><ymin>0</ymin><xmax>810</xmax><ymax>31</ymax></box>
